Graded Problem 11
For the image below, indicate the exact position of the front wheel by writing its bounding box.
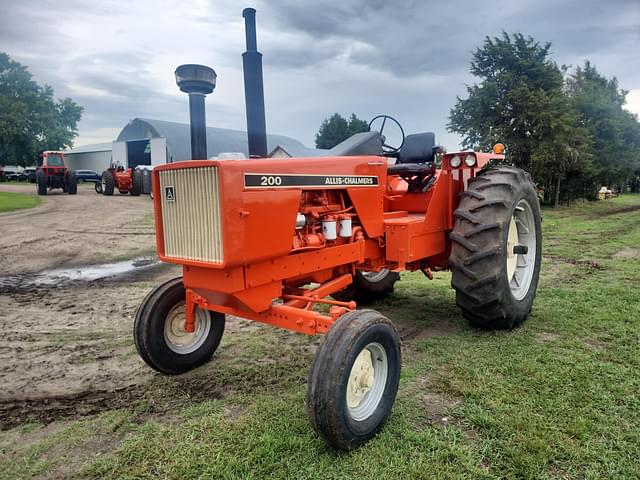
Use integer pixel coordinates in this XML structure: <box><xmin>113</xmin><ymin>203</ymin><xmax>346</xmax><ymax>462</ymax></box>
<box><xmin>134</xmin><ymin>278</ymin><xmax>225</xmax><ymax>375</ymax></box>
<box><xmin>307</xmin><ymin>309</ymin><xmax>401</xmax><ymax>450</ymax></box>
<box><xmin>101</xmin><ymin>170</ymin><xmax>115</xmax><ymax>196</ymax></box>
<box><xmin>449</xmin><ymin>166</ymin><xmax>542</xmax><ymax>329</ymax></box>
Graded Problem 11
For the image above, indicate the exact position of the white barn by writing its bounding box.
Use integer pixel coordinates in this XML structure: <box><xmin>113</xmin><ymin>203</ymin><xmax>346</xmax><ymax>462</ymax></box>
<box><xmin>64</xmin><ymin>118</ymin><xmax>305</xmax><ymax>172</ymax></box>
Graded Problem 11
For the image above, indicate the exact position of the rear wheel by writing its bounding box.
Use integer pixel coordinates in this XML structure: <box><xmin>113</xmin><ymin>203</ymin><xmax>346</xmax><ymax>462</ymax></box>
<box><xmin>131</xmin><ymin>169</ymin><xmax>142</xmax><ymax>196</ymax></box>
<box><xmin>66</xmin><ymin>170</ymin><xmax>77</xmax><ymax>194</ymax></box>
<box><xmin>332</xmin><ymin>269</ymin><xmax>400</xmax><ymax>304</ymax></box>
<box><xmin>307</xmin><ymin>309</ymin><xmax>401</xmax><ymax>450</ymax></box>
<box><xmin>101</xmin><ymin>170</ymin><xmax>115</xmax><ymax>196</ymax></box>
<box><xmin>134</xmin><ymin>278</ymin><xmax>225</xmax><ymax>375</ymax></box>
<box><xmin>449</xmin><ymin>166</ymin><xmax>542</xmax><ymax>329</ymax></box>
<box><xmin>36</xmin><ymin>170</ymin><xmax>47</xmax><ymax>195</ymax></box>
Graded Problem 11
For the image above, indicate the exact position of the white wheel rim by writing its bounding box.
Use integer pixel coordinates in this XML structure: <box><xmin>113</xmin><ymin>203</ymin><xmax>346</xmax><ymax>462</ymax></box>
<box><xmin>361</xmin><ymin>269</ymin><xmax>390</xmax><ymax>283</ymax></box>
<box><xmin>346</xmin><ymin>342</ymin><xmax>388</xmax><ymax>421</ymax></box>
<box><xmin>506</xmin><ymin>199</ymin><xmax>537</xmax><ymax>300</ymax></box>
<box><xmin>163</xmin><ymin>302</ymin><xmax>211</xmax><ymax>354</ymax></box>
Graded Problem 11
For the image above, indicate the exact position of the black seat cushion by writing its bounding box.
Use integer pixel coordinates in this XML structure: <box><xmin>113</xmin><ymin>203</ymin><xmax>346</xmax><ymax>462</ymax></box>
<box><xmin>397</xmin><ymin>132</ymin><xmax>436</xmax><ymax>164</ymax></box>
<box><xmin>387</xmin><ymin>162</ymin><xmax>435</xmax><ymax>176</ymax></box>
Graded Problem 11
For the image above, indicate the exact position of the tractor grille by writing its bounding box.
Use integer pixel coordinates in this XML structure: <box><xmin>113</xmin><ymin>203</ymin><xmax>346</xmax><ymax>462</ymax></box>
<box><xmin>159</xmin><ymin>166</ymin><xmax>224</xmax><ymax>263</ymax></box>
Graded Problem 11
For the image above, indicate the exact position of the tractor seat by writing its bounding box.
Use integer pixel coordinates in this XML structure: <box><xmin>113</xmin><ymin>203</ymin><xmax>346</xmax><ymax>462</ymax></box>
<box><xmin>387</xmin><ymin>162</ymin><xmax>435</xmax><ymax>176</ymax></box>
<box><xmin>388</xmin><ymin>132</ymin><xmax>436</xmax><ymax>176</ymax></box>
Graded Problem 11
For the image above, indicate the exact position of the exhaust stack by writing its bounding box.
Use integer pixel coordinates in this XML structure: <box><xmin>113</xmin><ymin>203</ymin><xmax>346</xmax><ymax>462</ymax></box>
<box><xmin>242</xmin><ymin>7</ymin><xmax>268</xmax><ymax>158</ymax></box>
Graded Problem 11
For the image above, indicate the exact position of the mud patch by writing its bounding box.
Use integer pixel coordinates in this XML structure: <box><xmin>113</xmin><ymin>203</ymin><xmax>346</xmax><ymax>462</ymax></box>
<box><xmin>423</xmin><ymin>392</ymin><xmax>463</xmax><ymax>426</ymax></box>
<box><xmin>589</xmin><ymin>204</ymin><xmax>640</xmax><ymax>218</ymax></box>
<box><xmin>535</xmin><ymin>331</ymin><xmax>560</xmax><ymax>343</ymax></box>
<box><xmin>0</xmin><ymin>257</ymin><xmax>160</xmax><ymax>291</ymax></box>
<box><xmin>0</xmin><ymin>374</ymin><xmax>229</xmax><ymax>430</ymax></box>
<box><xmin>397</xmin><ymin>320</ymin><xmax>461</xmax><ymax>343</ymax></box>
<box><xmin>613</xmin><ymin>248</ymin><xmax>640</xmax><ymax>259</ymax></box>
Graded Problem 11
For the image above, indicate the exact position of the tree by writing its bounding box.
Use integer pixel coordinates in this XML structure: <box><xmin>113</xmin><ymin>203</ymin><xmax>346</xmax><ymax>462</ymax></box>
<box><xmin>448</xmin><ymin>33</ymin><xmax>592</xmax><ymax>205</ymax></box>
<box><xmin>0</xmin><ymin>52</ymin><xmax>83</xmax><ymax>166</ymax></box>
<box><xmin>315</xmin><ymin>113</ymin><xmax>369</xmax><ymax>149</ymax></box>
<box><xmin>566</xmin><ymin>61</ymin><xmax>640</xmax><ymax>193</ymax></box>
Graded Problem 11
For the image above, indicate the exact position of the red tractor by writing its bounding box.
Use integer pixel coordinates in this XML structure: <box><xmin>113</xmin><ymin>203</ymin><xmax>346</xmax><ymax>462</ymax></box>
<box><xmin>134</xmin><ymin>116</ymin><xmax>542</xmax><ymax>450</ymax></box>
<box><xmin>100</xmin><ymin>163</ymin><xmax>142</xmax><ymax>196</ymax></box>
<box><xmin>36</xmin><ymin>151</ymin><xmax>77</xmax><ymax>195</ymax></box>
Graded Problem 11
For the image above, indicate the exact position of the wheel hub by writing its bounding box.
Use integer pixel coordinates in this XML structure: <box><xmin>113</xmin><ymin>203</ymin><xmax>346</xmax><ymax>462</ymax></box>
<box><xmin>347</xmin><ymin>349</ymin><xmax>375</xmax><ymax>409</ymax></box>
<box><xmin>163</xmin><ymin>303</ymin><xmax>211</xmax><ymax>354</ymax></box>
<box><xmin>346</xmin><ymin>342</ymin><xmax>389</xmax><ymax>421</ymax></box>
<box><xmin>506</xmin><ymin>199</ymin><xmax>537</xmax><ymax>300</ymax></box>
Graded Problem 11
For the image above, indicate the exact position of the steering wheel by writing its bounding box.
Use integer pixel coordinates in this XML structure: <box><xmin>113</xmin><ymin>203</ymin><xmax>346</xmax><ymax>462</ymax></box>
<box><xmin>368</xmin><ymin>114</ymin><xmax>405</xmax><ymax>154</ymax></box>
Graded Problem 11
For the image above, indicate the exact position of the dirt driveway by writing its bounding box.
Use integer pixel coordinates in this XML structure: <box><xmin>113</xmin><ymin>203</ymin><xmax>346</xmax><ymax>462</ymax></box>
<box><xmin>0</xmin><ymin>184</ymin><xmax>179</xmax><ymax>427</ymax></box>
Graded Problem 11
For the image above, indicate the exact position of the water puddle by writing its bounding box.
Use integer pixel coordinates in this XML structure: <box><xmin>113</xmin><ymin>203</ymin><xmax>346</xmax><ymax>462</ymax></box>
<box><xmin>0</xmin><ymin>257</ymin><xmax>161</xmax><ymax>290</ymax></box>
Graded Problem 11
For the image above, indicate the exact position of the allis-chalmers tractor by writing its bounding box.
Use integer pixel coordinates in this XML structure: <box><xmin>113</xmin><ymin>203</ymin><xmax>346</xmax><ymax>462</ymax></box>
<box><xmin>100</xmin><ymin>163</ymin><xmax>142</xmax><ymax>196</ymax></box>
<box><xmin>36</xmin><ymin>151</ymin><xmax>77</xmax><ymax>195</ymax></box>
<box><xmin>134</xmin><ymin>116</ymin><xmax>542</xmax><ymax>450</ymax></box>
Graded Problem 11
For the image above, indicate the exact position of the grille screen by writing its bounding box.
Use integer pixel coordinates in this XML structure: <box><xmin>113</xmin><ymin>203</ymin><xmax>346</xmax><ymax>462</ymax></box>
<box><xmin>159</xmin><ymin>166</ymin><xmax>223</xmax><ymax>263</ymax></box>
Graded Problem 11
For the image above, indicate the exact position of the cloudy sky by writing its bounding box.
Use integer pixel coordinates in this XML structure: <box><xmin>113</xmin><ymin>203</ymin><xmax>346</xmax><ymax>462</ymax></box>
<box><xmin>1</xmin><ymin>0</ymin><xmax>639</xmax><ymax>149</ymax></box>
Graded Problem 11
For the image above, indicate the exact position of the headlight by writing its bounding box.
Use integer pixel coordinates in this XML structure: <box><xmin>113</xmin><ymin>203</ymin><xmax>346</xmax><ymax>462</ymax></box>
<box><xmin>450</xmin><ymin>155</ymin><xmax>462</xmax><ymax>168</ymax></box>
<box><xmin>464</xmin><ymin>154</ymin><xmax>476</xmax><ymax>167</ymax></box>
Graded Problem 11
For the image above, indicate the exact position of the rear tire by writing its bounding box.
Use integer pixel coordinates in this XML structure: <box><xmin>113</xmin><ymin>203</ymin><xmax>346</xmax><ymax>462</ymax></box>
<box><xmin>101</xmin><ymin>170</ymin><xmax>115</xmax><ymax>196</ymax></box>
<box><xmin>131</xmin><ymin>169</ymin><xmax>142</xmax><ymax>196</ymax></box>
<box><xmin>36</xmin><ymin>170</ymin><xmax>47</xmax><ymax>195</ymax></box>
<box><xmin>134</xmin><ymin>277</ymin><xmax>225</xmax><ymax>375</ymax></box>
<box><xmin>332</xmin><ymin>270</ymin><xmax>400</xmax><ymax>304</ymax></box>
<box><xmin>66</xmin><ymin>170</ymin><xmax>77</xmax><ymax>194</ymax></box>
<box><xmin>449</xmin><ymin>166</ymin><xmax>542</xmax><ymax>329</ymax></box>
<box><xmin>307</xmin><ymin>309</ymin><xmax>401</xmax><ymax>450</ymax></box>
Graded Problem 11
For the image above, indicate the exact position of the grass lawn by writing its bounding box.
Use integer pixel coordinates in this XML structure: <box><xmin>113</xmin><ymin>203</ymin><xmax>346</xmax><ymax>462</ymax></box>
<box><xmin>0</xmin><ymin>191</ymin><xmax>41</xmax><ymax>213</ymax></box>
<box><xmin>1</xmin><ymin>195</ymin><xmax>639</xmax><ymax>479</ymax></box>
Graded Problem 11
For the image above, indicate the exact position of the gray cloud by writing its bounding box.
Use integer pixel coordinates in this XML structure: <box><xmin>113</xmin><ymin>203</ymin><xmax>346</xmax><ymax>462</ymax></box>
<box><xmin>0</xmin><ymin>0</ymin><xmax>638</xmax><ymax>150</ymax></box>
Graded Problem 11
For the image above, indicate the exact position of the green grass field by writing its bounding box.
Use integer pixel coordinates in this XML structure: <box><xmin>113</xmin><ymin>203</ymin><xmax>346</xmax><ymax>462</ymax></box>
<box><xmin>0</xmin><ymin>191</ymin><xmax>41</xmax><ymax>213</ymax></box>
<box><xmin>1</xmin><ymin>195</ymin><xmax>639</xmax><ymax>479</ymax></box>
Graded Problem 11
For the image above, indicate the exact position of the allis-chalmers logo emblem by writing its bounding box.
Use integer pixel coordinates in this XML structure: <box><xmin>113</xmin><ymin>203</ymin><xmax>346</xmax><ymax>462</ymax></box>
<box><xmin>164</xmin><ymin>186</ymin><xmax>176</xmax><ymax>202</ymax></box>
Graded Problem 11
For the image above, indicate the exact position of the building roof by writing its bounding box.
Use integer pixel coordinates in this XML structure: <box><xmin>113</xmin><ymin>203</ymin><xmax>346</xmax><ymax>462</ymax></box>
<box><xmin>269</xmin><ymin>144</ymin><xmax>330</xmax><ymax>158</ymax></box>
<box><xmin>116</xmin><ymin>118</ymin><xmax>304</xmax><ymax>161</ymax></box>
<box><xmin>65</xmin><ymin>143</ymin><xmax>112</xmax><ymax>154</ymax></box>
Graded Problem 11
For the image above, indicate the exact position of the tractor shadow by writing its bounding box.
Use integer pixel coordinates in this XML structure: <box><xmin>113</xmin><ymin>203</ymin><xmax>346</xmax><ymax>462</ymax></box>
<box><xmin>371</xmin><ymin>276</ymin><xmax>468</xmax><ymax>345</ymax></box>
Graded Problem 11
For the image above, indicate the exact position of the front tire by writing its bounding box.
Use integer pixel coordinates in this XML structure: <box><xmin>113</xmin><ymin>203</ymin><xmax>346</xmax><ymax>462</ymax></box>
<box><xmin>101</xmin><ymin>170</ymin><xmax>115</xmax><ymax>196</ymax></box>
<box><xmin>449</xmin><ymin>166</ymin><xmax>542</xmax><ymax>329</ymax></box>
<box><xmin>134</xmin><ymin>278</ymin><xmax>225</xmax><ymax>375</ymax></box>
<box><xmin>332</xmin><ymin>269</ymin><xmax>400</xmax><ymax>304</ymax></box>
<box><xmin>307</xmin><ymin>309</ymin><xmax>401</xmax><ymax>450</ymax></box>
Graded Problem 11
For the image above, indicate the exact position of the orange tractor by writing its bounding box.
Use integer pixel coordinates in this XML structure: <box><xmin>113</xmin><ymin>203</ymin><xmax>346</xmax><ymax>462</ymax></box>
<box><xmin>36</xmin><ymin>151</ymin><xmax>77</xmax><ymax>195</ymax></box>
<box><xmin>135</xmin><ymin>117</ymin><xmax>542</xmax><ymax>450</ymax></box>
<box><xmin>99</xmin><ymin>163</ymin><xmax>142</xmax><ymax>196</ymax></box>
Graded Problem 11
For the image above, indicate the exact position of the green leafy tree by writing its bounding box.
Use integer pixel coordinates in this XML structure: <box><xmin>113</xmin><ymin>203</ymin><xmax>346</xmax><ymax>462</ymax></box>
<box><xmin>566</xmin><ymin>61</ymin><xmax>640</xmax><ymax>193</ymax></box>
<box><xmin>0</xmin><ymin>52</ymin><xmax>83</xmax><ymax>166</ymax></box>
<box><xmin>315</xmin><ymin>113</ymin><xmax>369</xmax><ymax>149</ymax></box>
<box><xmin>448</xmin><ymin>33</ymin><xmax>592</xmax><ymax>205</ymax></box>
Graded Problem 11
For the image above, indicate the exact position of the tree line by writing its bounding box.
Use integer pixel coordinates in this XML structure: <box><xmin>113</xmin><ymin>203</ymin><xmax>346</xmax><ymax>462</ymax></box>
<box><xmin>448</xmin><ymin>32</ymin><xmax>640</xmax><ymax>205</ymax></box>
<box><xmin>0</xmin><ymin>53</ymin><xmax>83</xmax><ymax>167</ymax></box>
